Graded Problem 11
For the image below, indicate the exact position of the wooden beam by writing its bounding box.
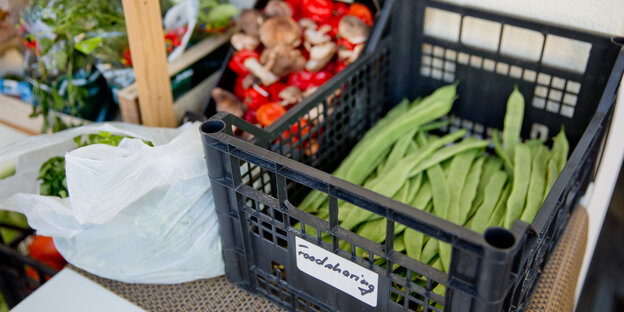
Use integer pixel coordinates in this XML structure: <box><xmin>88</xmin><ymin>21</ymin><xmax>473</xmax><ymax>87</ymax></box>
<box><xmin>0</xmin><ymin>94</ymin><xmax>88</xmax><ymax>135</ymax></box>
<box><xmin>117</xmin><ymin>30</ymin><xmax>233</xmax><ymax>124</ymax></box>
<box><xmin>121</xmin><ymin>0</ymin><xmax>176</xmax><ymax>127</ymax></box>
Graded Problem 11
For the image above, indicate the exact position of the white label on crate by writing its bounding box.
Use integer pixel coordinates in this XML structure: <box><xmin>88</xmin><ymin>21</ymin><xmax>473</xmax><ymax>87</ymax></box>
<box><xmin>295</xmin><ymin>236</ymin><xmax>378</xmax><ymax>307</ymax></box>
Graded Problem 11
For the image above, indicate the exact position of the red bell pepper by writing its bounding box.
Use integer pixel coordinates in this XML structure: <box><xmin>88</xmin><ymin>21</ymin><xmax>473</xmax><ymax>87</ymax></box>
<box><xmin>228</xmin><ymin>50</ymin><xmax>260</xmax><ymax>76</ymax></box>
<box><xmin>29</xmin><ymin>235</ymin><xmax>66</xmax><ymax>271</ymax></box>
<box><xmin>257</xmin><ymin>102</ymin><xmax>287</xmax><ymax>127</ymax></box>
<box><xmin>234</xmin><ymin>75</ymin><xmax>248</xmax><ymax>99</ymax></box>
<box><xmin>348</xmin><ymin>3</ymin><xmax>374</xmax><ymax>26</ymax></box>
<box><xmin>334</xmin><ymin>60</ymin><xmax>347</xmax><ymax>74</ymax></box>
<box><xmin>337</xmin><ymin>37</ymin><xmax>357</xmax><ymax>51</ymax></box>
<box><xmin>268</xmin><ymin>82</ymin><xmax>289</xmax><ymax>102</ymax></box>
<box><xmin>322</xmin><ymin>15</ymin><xmax>342</xmax><ymax>38</ymax></box>
<box><xmin>243</xmin><ymin>84</ymin><xmax>270</xmax><ymax>110</ymax></box>
<box><xmin>288</xmin><ymin>70</ymin><xmax>315</xmax><ymax>90</ymax></box>
<box><xmin>301</xmin><ymin>0</ymin><xmax>333</xmax><ymax>23</ymax></box>
<box><xmin>244</xmin><ymin>109</ymin><xmax>258</xmax><ymax>124</ymax></box>
<box><xmin>309</xmin><ymin>68</ymin><xmax>333</xmax><ymax>88</ymax></box>
<box><xmin>333</xmin><ymin>2</ymin><xmax>349</xmax><ymax>16</ymax></box>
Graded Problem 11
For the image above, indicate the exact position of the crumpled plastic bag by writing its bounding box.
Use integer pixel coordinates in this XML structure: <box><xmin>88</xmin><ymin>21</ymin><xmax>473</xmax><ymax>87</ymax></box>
<box><xmin>0</xmin><ymin>122</ymin><xmax>224</xmax><ymax>283</ymax></box>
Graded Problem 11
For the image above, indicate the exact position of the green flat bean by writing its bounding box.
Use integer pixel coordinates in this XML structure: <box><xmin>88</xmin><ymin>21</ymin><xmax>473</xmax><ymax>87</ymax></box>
<box><xmin>356</xmin><ymin>218</ymin><xmax>406</xmax><ymax>244</ymax></box>
<box><xmin>502</xmin><ymin>86</ymin><xmax>524</xmax><ymax>159</ymax></box>
<box><xmin>446</xmin><ymin>150</ymin><xmax>479</xmax><ymax>225</ymax></box>
<box><xmin>411</xmin><ymin>181</ymin><xmax>432</xmax><ymax>210</ymax></box>
<box><xmin>394</xmin><ymin>180</ymin><xmax>411</xmax><ymax>204</ymax></box>
<box><xmin>342</xmin><ymin>84</ymin><xmax>457</xmax><ymax>185</ymax></box>
<box><xmin>459</xmin><ymin>157</ymin><xmax>485</xmax><ymax>223</ymax></box>
<box><xmin>470</xmin><ymin>171</ymin><xmax>508</xmax><ymax>233</ymax></box>
<box><xmin>404</xmin><ymin>202</ymin><xmax>433</xmax><ymax>261</ymax></box>
<box><xmin>553</xmin><ymin>128</ymin><xmax>569</xmax><ymax>174</ymax></box>
<box><xmin>406</xmin><ymin>174</ymin><xmax>423</xmax><ymax>205</ymax></box>
<box><xmin>416</xmin><ymin>131</ymin><xmax>429</xmax><ymax>147</ymax></box>
<box><xmin>409</xmin><ymin>138</ymin><xmax>489</xmax><ymax>177</ymax></box>
<box><xmin>420</xmin><ymin>119</ymin><xmax>451</xmax><ymax>133</ymax></box>
<box><xmin>427</xmin><ymin>165</ymin><xmax>451</xmax><ymax>219</ymax></box>
<box><xmin>338</xmin><ymin>131</ymin><xmax>466</xmax><ymax>230</ymax></box>
<box><xmin>543</xmin><ymin>129</ymin><xmax>568</xmax><ymax>200</ymax></box>
<box><xmin>487</xmin><ymin>183</ymin><xmax>512</xmax><ymax>228</ymax></box>
<box><xmin>472</xmin><ymin>157</ymin><xmax>503</xmax><ymax>216</ymax></box>
<box><xmin>420</xmin><ymin>236</ymin><xmax>439</xmax><ymax>264</ymax></box>
<box><xmin>492</xmin><ymin>129</ymin><xmax>514</xmax><ymax>172</ymax></box>
<box><xmin>380</xmin><ymin>129</ymin><xmax>418</xmax><ymax>173</ymax></box>
<box><xmin>504</xmin><ymin>143</ymin><xmax>532</xmax><ymax>228</ymax></box>
<box><xmin>521</xmin><ymin>145</ymin><xmax>550</xmax><ymax>223</ymax></box>
<box><xmin>395</xmin><ymin>233</ymin><xmax>406</xmax><ymax>253</ymax></box>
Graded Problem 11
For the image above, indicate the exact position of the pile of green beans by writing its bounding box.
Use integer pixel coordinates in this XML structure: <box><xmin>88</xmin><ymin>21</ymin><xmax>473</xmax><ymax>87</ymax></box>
<box><xmin>297</xmin><ymin>84</ymin><xmax>569</xmax><ymax>291</ymax></box>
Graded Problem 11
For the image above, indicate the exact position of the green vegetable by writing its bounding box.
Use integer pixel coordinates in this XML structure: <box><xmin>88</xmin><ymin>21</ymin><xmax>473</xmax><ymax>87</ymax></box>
<box><xmin>470</xmin><ymin>171</ymin><xmax>508</xmax><ymax>233</ymax></box>
<box><xmin>520</xmin><ymin>145</ymin><xmax>550</xmax><ymax>223</ymax></box>
<box><xmin>502</xmin><ymin>86</ymin><xmax>525</xmax><ymax>159</ymax></box>
<box><xmin>504</xmin><ymin>143</ymin><xmax>532</xmax><ymax>228</ymax></box>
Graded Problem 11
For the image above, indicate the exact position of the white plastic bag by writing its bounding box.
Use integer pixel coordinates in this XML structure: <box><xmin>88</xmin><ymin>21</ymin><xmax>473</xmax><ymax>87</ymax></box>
<box><xmin>0</xmin><ymin>122</ymin><xmax>224</xmax><ymax>284</ymax></box>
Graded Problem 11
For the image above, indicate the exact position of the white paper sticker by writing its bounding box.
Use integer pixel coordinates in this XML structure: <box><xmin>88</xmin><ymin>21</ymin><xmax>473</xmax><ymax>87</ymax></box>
<box><xmin>295</xmin><ymin>236</ymin><xmax>379</xmax><ymax>307</ymax></box>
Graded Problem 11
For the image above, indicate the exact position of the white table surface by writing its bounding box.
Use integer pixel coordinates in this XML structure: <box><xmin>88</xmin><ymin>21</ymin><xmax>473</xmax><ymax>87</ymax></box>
<box><xmin>10</xmin><ymin>269</ymin><xmax>143</xmax><ymax>312</ymax></box>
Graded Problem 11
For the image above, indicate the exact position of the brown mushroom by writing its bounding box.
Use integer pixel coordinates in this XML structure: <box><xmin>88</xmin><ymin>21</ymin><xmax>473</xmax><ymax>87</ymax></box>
<box><xmin>261</xmin><ymin>44</ymin><xmax>306</xmax><ymax>77</ymax></box>
<box><xmin>241</xmin><ymin>73</ymin><xmax>259</xmax><ymax>89</ymax></box>
<box><xmin>264</xmin><ymin>0</ymin><xmax>293</xmax><ymax>17</ymax></box>
<box><xmin>243</xmin><ymin>58</ymin><xmax>279</xmax><ymax>86</ymax></box>
<box><xmin>230</xmin><ymin>33</ymin><xmax>260</xmax><ymax>51</ymax></box>
<box><xmin>303</xmin><ymin>24</ymin><xmax>332</xmax><ymax>47</ymax></box>
<box><xmin>338</xmin><ymin>15</ymin><xmax>370</xmax><ymax>44</ymax></box>
<box><xmin>212</xmin><ymin>87</ymin><xmax>246</xmax><ymax>118</ymax></box>
<box><xmin>278</xmin><ymin>86</ymin><xmax>304</xmax><ymax>106</ymax></box>
<box><xmin>239</xmin><ymin>9</ymin><xmax>264</xmax><ymax>38</ymax></box>
<box><xmin>298</xmin><ymin>18</ymin><xmax>317</xmax><ymax>30</ymax></box>
<box><xmin>259</xmin><ymin>16</ymin><xmax>302</xmax><ymax>48</ymax></box>
<box><xmin>338</xmin><ymin>43</ymin><xmax>364</xmax><ymax>64</ymax></box>
<box><xmin>306</xmin><ymin>42</ymin><xmax>336</xmax><ymax>72</ymax></box>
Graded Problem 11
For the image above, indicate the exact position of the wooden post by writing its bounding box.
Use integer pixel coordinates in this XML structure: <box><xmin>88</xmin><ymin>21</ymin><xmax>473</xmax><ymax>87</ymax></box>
<box><xmin>121</xmin><ymin>0</ymin><xmax>176</xmax><ymax>127</ymax></box>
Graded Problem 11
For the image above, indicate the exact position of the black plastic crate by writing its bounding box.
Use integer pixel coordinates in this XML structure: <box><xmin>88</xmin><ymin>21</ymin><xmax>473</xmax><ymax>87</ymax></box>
<box><xmin>202</xmin><ymin>0</ymin><xmax>393</xmax><ymax>120</ymax></box>
<box><xmin>200</xmin><ymin>0</ymin><xmax>624</xmax><ymax>311</ymax></box>
<box><xmin>0</xmin><ymin>224</ymin><xmax>58</xmax><ymax>308</ymax></box>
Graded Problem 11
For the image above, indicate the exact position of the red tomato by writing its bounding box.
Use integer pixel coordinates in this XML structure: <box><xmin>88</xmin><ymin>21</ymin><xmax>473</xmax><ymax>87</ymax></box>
<box><xmin>348</xmin><ymin>3</ymin><xmax>374</xmax><ymax>26</ymax></box>
<box><xmin>243</xmin><ymin>84</ymin><xmax>270</xmax><ymax>110</ymax></box>
<box><xmin>29</xmin><ymin>235</ymin><xmax>66</xmax><ymax>271</ymax></box>
<box><xmin>288</xmin><ymin>70</ymin><xmax>315</xmax><ymax>90</ymax></box>
<box><xmin>301</xmin><ymin>0</ymin><xmax>333</xmax><ymax>23</ymax></box>
<box><xmin>244</xmin><ymin>109</ymin><xmax>258</xmax><ymax>124</ymax></box>
<box><xmin>333</xmin><ymin>2</ymin><xmax>349</xmax><ymax>16</ymax></box>
<box><xmin>268</xmin><ymin>82</ymin><xmax>289</xmax><ymax>102</ymax></box>
<box><xmin>228</xmin><ymin>50</ymin><xmax>260</xmax><ymax>76</ymax></box>
<box><xmin>257</xmin><ymin>102</ymin><xmax>287</xmax><ymax>127</ymax></box>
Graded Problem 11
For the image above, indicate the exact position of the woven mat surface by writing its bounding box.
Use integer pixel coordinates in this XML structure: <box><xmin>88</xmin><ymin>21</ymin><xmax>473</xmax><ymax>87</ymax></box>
<box><xmin>526</xmin><ymin>205</ymin><xmax>588</xmax><ymax>312</ymax></box>
<box><xmin>71</xmin><ymin>266</ymin><xmax>285</xmax><ymax>312</ymax></box>
<box><xmin>70</xmin><ymin>207</ymin><xmax>588</xmax><ymax>312</ymax></box>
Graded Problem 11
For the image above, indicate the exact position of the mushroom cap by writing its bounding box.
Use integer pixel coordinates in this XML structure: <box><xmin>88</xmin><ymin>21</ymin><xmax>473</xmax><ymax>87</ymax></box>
<box><xmin>338</xmin><ymin>15</ymin><xmax>370</xmax><ymax>44</ymax></box>
<box><xmin>306</xmin><ymin>42</ymin><xmax>336</xmax><ymax>72</ymax></box>
<box><xmin>239</xmin><ymin>9</ymin><xmax>264</xmax><ymax>38</ymax></box>
<box><xmin>264</xmin><ymin>0</ymin><xmax>293</xmax><ymax>17</ymax></box>
<box><xmin>260</xmin><ymin>16</ymin><xmax>302</xmax><ymax>48</ymax></box>
<box><xmin>230</xmin><ymin>33</ymin><xmax>260</xmax><ymax>51</ymax></box>
<box><xmin>261</xmin><ymin>44</ymin><xmax>306</xmax><ymax>77</ymax></box>
<box><xmin>212</xmin><ymin>87</ymin><xmax>246</xmax><ymax>118</ymax></box>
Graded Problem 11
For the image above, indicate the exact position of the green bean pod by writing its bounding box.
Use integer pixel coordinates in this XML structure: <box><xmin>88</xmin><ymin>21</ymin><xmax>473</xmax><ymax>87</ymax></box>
<box><xmin>471</xmin><ymin>171</ymin><xmax>508</xmax><ymax>233</ymax></box>
<box><xmin>459</xmin><ymin>157</ymin><xmax>485</xmax><ymax>223</ymax></box>
<box><xmin>521</xmin><ymin>145</ymin><xmax>550</xmax><ymax>223</ymax></box>
<box><xmin>504</xmin><ymin>143</ymin><xmax>532</xmax><ymax>228</ymax></box>
<box><xmin>502</xmin><ymin>86</ymin><xmax>525</xmax><ymax>159</ymax></box>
